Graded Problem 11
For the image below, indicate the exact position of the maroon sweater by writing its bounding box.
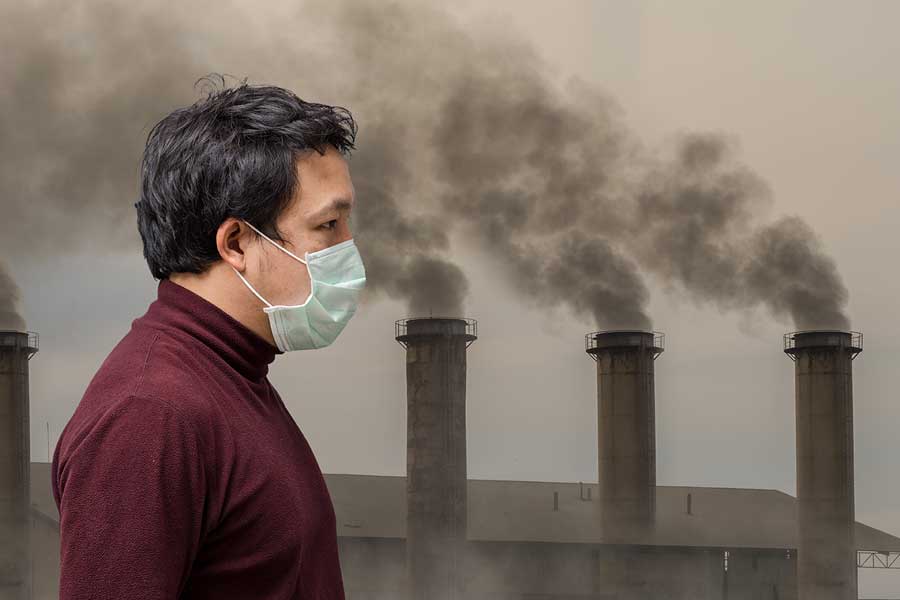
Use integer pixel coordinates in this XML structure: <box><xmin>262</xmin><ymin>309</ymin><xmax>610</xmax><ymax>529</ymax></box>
<box><xmin>51</xmin><ymin>278</ymin><xmax>346</xmax><ymax>599</ymax></box>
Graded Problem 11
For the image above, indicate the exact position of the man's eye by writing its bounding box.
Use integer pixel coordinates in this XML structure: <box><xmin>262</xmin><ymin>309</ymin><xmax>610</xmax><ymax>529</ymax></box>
<box><xmin>321</xmin><ymin>220</ymin><xmax>337</xmax><ymax>230</ymax></box>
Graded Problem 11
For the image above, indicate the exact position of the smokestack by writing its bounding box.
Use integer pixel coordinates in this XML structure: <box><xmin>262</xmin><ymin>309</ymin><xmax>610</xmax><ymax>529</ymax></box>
<box><xmin>396</xmin><ymin>317</ymin><xmax>477</xmax><ymax>600</ymax></box>
<box><xmin>0</xmin><ymin>330</ymin><xmax>38</xmax><ymax>600</ymax></box>
<box><xmin>585</xmin><ymin>330</ymin><xmax>663</xmax><ymax>541</ymax></box>
<box><xmin>784</xmin><ymin>330</ymin><xmax>861</xmax><ymax>600</ymax></box>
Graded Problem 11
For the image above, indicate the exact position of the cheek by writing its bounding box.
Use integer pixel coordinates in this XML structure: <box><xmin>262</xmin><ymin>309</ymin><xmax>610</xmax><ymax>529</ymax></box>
<box><xmin>273</xmin><ymin>256</ymin><xmax>311</xmax><ymax>293</ymax></box>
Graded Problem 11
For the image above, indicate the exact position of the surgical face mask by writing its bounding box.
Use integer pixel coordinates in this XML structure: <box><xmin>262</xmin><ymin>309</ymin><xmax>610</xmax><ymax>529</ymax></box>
<box><xmin>231</xmin><ymin>220</ymin><xmax>367</xmax><ymax>352</ymax></box>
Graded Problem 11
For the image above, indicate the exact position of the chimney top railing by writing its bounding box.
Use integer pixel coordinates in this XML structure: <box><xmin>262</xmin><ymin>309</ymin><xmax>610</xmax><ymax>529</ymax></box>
<box><xmin>0</xmin><ymin>330</ymin><xmax>39</xmax><ymax>360</ymax></box>
<box><xmin>585</xmin><ymin>330</ymin><xmax>664</xmax><ymax>361</ymax></box>
<box><xmin>395</xmin><ymin>317</ymin><xmax>477</xmax><ymax>349</ymax></box>
<box><xmin>783</xmin><ymin>330</ymin><xmax>862</xmax><ymax>361</ymax></box>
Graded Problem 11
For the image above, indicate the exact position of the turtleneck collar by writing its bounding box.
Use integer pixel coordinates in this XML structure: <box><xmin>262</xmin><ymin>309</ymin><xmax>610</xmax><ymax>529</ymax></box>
<box><xmin>137</xmin><ymin>278</ymin><xmax>281</xmax><ymax>381</ymax></box>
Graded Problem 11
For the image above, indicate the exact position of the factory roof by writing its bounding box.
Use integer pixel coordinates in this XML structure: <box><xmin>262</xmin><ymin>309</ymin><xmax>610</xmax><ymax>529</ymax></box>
<box><xmin>30</xmin><ymin>464</ymin><xmax>900</xmax><ymax>552</ymax></box>
<box><xmin>325</xmin><ymin>474</ymin><xmax>900</xmax><ymax>552</ymax></box>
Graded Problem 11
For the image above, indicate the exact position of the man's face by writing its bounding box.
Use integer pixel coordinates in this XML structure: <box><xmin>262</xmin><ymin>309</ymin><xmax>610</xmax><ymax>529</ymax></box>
<box><xmin>252</xmin><ymin>144</ymin><xmax>356</xmax><ymax>307</ymax></box>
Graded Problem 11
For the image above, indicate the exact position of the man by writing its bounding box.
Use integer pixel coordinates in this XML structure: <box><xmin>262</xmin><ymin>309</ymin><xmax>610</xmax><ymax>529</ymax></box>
<box><xmin>51</xmin><ymin>74</ymin><xmax>364</xmax><ymax>599</ymax></box>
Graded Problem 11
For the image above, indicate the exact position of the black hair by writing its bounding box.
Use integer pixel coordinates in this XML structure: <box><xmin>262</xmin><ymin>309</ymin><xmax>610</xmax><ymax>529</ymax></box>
<box><xmin>136</xmin><ymin>73</ymin><xmax>358</xmax><ymax>280</ymax></box>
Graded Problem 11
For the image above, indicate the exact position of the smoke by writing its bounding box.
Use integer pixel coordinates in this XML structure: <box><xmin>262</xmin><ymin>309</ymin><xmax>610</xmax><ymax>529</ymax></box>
<box><xmin>422</xmin><ymin>45</ymin><xmax>849</xmax><ymax>330</ymax></box>
<box><xmin>307</xmin><ymin>0</ymin><xmax>848</xmax><ymax>330</ymax></box>
<box><xmin>743</xmin><ymin>216</ymin><xmax>850</xmax><ymax>330</ymax></box>
<box><xmin>0</xmin><ymin>260</ymin><xmax>25</xmax><ymax>331</ymax></box>
<box><xmin>0</xmin><ymin>0</ymin><xmax>467</xmax><ymax>320</ymax></box>
<box><xmin>429</xmin><ymin>68</ymin><xmax>652</xmax><ymax>329</ymax></box>
<box><xmin>629</xmin><ymin>132</ymin><xmax>850</xmax><ymax>330</ymax></box>
<box><xmin>352</xmin><ymin>177</ymin><xmax>467</xmax><ymax>317</ymax></box>
<box><xmin>347</xmin><ymin>116</ymin><xmax>468</xmax><ymax>318</ymax></box>
<box><xmin>0</xmin><ymin>0</ymin><xmax>850</xmax><ymax>333</ymax></box>
<box><xmin>0</xmin><ymin>0</ymin><xmax>211</xmax><ymax>255</ymax></box>
<box><xmin>0</xmin><ymin>0</ymin><xmax>211</xmax><ymax>331</ymax></box>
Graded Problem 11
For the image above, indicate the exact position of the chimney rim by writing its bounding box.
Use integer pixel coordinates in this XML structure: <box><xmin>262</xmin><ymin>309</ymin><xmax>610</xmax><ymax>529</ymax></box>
<box><xmin>0</xmin><ymin>330</ymin><xmax>39</xmax><ymax>357</ymax></box>
<box><xmin>585</xmin><ymin>329</ymin><xmax>664</xmax><ymax>359</ymax></box>
<box><xmin>395</xmin><ymin>317</ymin><xmax>477</xmax><ymax>348</ymax></box>
<box><xmin>783</xmin><ymin>329</ymin><xmax>862</xmax><ymax>359</ymax></box>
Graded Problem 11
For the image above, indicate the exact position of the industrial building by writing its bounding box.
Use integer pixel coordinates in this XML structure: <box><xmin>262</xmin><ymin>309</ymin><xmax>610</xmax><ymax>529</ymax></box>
<box><xmin>5</xmin><ymin>322</ymin><xmax>900</xmax><ymax>599</ymax></box>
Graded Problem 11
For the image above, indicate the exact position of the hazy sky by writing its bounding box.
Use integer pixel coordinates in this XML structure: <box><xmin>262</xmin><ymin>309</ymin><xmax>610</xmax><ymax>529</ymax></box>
<box><xmin>3</xmin><ymin>0</ymin><xmax>899</xmax><ymax>595</ymax></box>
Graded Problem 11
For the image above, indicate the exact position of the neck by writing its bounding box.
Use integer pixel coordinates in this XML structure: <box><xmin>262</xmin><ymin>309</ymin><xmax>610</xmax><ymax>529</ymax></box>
<box><xmin>168</xmin><ymin>264</ymin><xmax>277</xmax><ymax>349</ymax></box>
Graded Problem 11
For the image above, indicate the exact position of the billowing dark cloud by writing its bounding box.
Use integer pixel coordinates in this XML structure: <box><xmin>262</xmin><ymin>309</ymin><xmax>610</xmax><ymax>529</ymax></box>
<box><xmin>0</xmin><ymin>0</ymin><xmax>467</xmax><ymax>320</ymax></box>
<box><xmin>742</xmin><ymin>216</ymin><xmax>850</xmax><ymax>330</ymax></box>
<box><xmin>0</xmin><ymin>0</ymin><xmax>850</xmax><ymax>333</ymax></box>
<box><xmin>0</xmin><ymin>260</ymin><xmax>25</xmax><ymax>331</ymax></box>
<box><xmin>628</xmin><ymin>133</ymin><xmax>848</xmax><ymax>330</ymax></box>
<box><xmin>428</xmin><ymin>68</ymin><xmax>651</xmax><ymax>329</ymax></box>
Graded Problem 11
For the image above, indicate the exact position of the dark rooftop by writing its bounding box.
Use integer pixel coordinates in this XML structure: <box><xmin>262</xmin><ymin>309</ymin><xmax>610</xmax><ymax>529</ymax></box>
<box><xmin>30</xmin><ymin>463</ymin><xmax>900</xmax><ymax>553</ymax></box>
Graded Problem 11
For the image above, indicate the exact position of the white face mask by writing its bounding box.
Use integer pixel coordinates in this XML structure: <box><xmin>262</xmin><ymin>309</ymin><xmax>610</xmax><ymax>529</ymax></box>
<box><xmin>231</xmin><ymin>220</ymin><xmax>367</xmax><ymax>352</ymax></box>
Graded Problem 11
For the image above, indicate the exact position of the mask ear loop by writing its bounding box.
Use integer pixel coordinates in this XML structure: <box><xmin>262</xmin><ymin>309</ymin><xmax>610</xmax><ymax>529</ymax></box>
<box><xmin>238</xmin><ymin>220</ymin><xmax>314</xmax><ymax>308</ymax></box>
<box><xmin>242</xmin><ymin>220</ymin><xmax>309</xmax><ymax>265</ymax></box>
<box><xmin>232</xmin><ymin>266</ymin><xmax>274</xmax><ymax>308</ymax></box>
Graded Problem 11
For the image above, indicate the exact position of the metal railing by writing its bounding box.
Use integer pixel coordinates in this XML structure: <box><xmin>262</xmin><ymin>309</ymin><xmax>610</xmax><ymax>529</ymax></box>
<box><xmin>584</xmin><ymin>330</ymin><xmax>665</xmax><ymax>360</ymax></box>
<box><xmin>859</xmin><ymin>550</ymin><xmax>900</xmax><ymax>569</ymax></box>
<box><xmin>783</xmin><ymin>330</ymin><xmax>863</xmax><ymax>361</ymax></box>
<box><xmin>395</xmin><ymin>317</ymin><xmax>478</xmax><ymax>349</ymax></box>
<box><xmin>0</xmin><ymin>330</ymin><xmax>39</xmax><ymax>359</ymax></box>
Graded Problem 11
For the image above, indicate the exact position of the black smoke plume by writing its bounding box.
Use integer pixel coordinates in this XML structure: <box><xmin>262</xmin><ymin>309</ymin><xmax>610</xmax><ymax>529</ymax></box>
<box><xmin>0</xmin><ymin>0</ymin><xmax>850</xmax><ymax>333</ymax></box>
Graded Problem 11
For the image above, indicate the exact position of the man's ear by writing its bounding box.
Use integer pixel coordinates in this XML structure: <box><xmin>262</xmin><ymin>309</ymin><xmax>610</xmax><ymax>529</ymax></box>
<box><xmin>217</xmin><ymin>218</ymin><xmax>249</xmax><ymax>271</ymax></box>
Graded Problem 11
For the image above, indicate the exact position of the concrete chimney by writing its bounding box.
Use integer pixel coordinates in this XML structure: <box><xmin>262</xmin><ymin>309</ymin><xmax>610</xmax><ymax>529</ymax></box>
<box><xmin>396</xmin><ymin>317</ymin><xmax>477</xmax><ymax>600</ymax></box>
<box><xmin>0</xmin><ymin>330</ymin><xmax>38</xmax><ymax>600</ymax></box>
<box><xmin>784</xmin><ymin>330</ymin><xmax>861</xmax><ymax>600</ymax></box>
<box><xmin>585</xmin><ymin>330</ymin><xmax>663</xmax><ymax>541</ymax></box>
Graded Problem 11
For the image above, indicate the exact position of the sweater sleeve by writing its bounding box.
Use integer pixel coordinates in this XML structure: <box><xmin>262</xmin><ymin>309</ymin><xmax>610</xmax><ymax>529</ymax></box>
<box><xmin>55</xmin><ymin>394</ymin><xmax>206</xmax><ymax>600</ymax></box>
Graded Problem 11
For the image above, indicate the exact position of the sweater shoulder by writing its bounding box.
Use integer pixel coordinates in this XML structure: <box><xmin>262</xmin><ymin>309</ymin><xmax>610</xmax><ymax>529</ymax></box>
<box><xmin>69</xmin><ymin>328</ymin><xmax>218</xmax><ymax>444</ymax></box>
<box><xmin>130</xmin><ymin>329</ymin><xmax>223</xmax><ymax>423</ymax></box>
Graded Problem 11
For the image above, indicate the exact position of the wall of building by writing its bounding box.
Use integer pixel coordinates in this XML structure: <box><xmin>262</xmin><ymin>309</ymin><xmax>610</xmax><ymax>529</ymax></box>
<box><xmin>722</xmin><ymin>548</ymin><xmax>796</xmax><ymax>600</ymax></box>
<box><xmin>338</xmin><ymin>537</ymin><xmax>406</xmax><ymax>599</ymax></box>
<box><xmin>29</xmin><ymin>514</ymin><xmax>59</xmax><ymax>600</ymax></box>
<box><xmin>21</xmin><ymin>513</ymin><xmax>810</xmax><ymax>600</ymax></box>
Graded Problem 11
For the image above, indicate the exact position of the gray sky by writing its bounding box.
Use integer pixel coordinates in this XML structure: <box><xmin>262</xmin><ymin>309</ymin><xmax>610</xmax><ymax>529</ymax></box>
<box><xmin>4</xmin><ymin>0</ymin><xmax>899</xmax><ymax>595</ymax></box>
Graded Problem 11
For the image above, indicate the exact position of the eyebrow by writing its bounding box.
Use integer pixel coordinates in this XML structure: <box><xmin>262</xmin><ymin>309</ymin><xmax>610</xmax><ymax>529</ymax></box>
<box><xmin>307</xmin><ymin>197</ymin><xmax>353</xmax><ymax>221</ymax></box>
